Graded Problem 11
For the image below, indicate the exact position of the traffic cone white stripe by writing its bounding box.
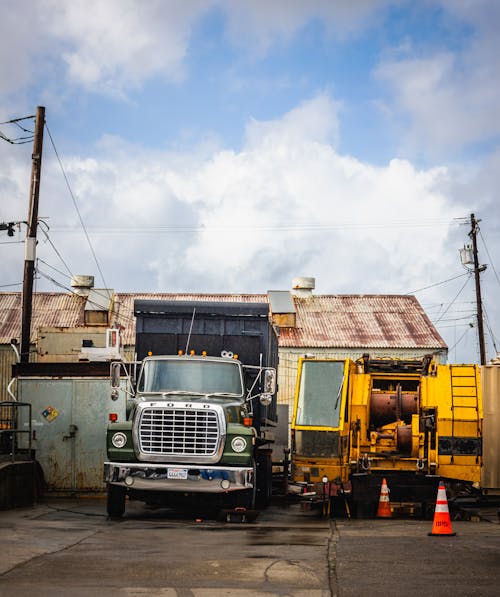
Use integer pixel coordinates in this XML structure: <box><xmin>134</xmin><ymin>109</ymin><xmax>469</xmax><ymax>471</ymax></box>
<box><xmin>435</xmin><ymin>504</ymin><xmax>449</xmax><ymax>513</ymax></box>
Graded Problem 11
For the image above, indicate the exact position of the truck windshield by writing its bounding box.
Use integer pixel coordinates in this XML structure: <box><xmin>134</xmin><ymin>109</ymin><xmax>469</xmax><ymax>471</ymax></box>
<box><xmin>295</xmin><ymin>360</ymin><xmax>345</xmax><ymax>428</ymax></box>
<box><xmin>138</xmin><ymin>359</ymin><xmax>244</xmax><ymax>396</ymax></box>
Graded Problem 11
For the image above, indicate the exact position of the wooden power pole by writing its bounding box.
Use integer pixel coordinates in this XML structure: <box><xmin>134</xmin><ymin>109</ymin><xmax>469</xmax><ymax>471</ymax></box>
<box><xmin>20</xmin><ymin>106</ymin><xmax>45</xmax><ymax>364</ymax></box>
<box><xmin>469</xmin><ymin>213</ymin><xmax>487</xmax><ymax>365</ymax></box>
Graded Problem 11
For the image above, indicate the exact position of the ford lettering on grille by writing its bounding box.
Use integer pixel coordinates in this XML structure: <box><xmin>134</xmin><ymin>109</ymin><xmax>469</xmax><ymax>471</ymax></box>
<box><xmin>139</xmin><ymin>406</ymin><xmax>220</xmax><ymax>458</ymax></box>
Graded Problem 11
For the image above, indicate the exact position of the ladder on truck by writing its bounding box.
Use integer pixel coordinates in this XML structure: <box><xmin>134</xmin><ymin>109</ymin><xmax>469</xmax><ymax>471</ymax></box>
<box><xmin>449</xmin><ymin>364</ymin><xmax>481</xmax><ymax>463</ymax></box>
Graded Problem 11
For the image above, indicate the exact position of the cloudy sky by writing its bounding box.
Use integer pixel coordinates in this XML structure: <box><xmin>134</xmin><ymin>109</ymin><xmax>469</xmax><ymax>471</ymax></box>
<box><xmin>1</xmin><ymin>0</ymin><xmax>499</xmax><ymax>363</ymax></box>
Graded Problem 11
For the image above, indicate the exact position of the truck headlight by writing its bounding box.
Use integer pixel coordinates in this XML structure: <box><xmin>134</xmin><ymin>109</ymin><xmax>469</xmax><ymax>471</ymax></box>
<box><xmin>231</xmin><ymin>436</ymin><xmax>247</xmax><ymax>453</ymax></box>
<box><xmin>111</xmin><ymin>432</ymin><xmax>127</xmax><ymax>448</ymax></box>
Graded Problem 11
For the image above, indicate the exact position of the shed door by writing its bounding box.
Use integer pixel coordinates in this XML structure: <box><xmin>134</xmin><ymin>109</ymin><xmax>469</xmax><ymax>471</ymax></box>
<box><xmin>21</xmin><ymin>377</ymin><xmax>124</xmax><ymax>493</ymax></box>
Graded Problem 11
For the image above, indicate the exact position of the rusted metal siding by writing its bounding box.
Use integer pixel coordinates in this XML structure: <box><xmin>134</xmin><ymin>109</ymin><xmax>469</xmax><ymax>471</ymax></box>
<box><xmin>481</xmin><ymin>363</ymin><xmax>500</xmax><ymax>490</ymax></box>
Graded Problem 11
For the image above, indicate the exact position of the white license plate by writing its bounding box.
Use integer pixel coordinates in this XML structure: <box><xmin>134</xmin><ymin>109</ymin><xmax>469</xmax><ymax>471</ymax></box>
<box><xmin>167</xmin><ymin>468</ymin><xmax>188</xmax><ymax>480</ymax></box>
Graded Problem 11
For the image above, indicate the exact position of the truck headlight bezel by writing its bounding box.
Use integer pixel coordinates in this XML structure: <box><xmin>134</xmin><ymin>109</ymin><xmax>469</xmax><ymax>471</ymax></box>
<box><xmin>231</xmin><ymin>436</ymin><xmax>247</xmax><ymax>453</ymax></box>
<box><xmin>111</xmin><ymin>432</ymin><xmax>127</xmax><ymax>449</ymax></box>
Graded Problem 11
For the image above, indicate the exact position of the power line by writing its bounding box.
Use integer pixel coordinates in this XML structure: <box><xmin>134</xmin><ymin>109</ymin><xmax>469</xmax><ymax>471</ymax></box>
<box><xmin>0</xmin><ymin>115</ymin><xmax>36</xmax><ymax>124</ymax></box>
<box><xmin>479</xmin><ymin>230</ymin><xmax>500</xmax><ymax>290</ymax></box>
<box><xmin>38</xmin><ymin>222</ymin><xmax>74</xmax><ymax>278</ymax></box>
<box><xmin>433</xmin><ymin>273</ymin><xmax>473</xmax><ymax>325</ymax></box>
<box><xmin>44</xmin><ymin>123</ymin><xmax>109</xmax><ymax>290</ymax></box>
<box><xmin>0</xmin><ymin>114</ymin><xmax>35</xmax><ymax>144</ymax></box>
<box><xmin>51</xmin><ymin>218</ymin><xmax>465</xmax><ymax>234</ymax></box>
<box><xmin>0</xmin><ymin>282</ymin><xmax>23</xmax><ymax>288</ymax></box>
<box><xmin>406</xmin><ymin>272</ymin><xmax>470</xmax><ymax>295</ymax></box>
<box><xmin>483</xmin><ymin>306</ymin><xmax>499</xmax><ymax>354</ymax></box>
<box><xmin>448</xmin><ymin>324</ymin><xmax>474</xmax><ymax>353</ymax></box>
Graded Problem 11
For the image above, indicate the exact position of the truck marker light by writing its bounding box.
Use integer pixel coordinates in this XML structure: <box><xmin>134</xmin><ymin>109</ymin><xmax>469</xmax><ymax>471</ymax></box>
<box><xmin>243</xmin><ymin>417</ymin><xmax>253</xmax><ymax>427</ymax></box>
<box><xmin>202</xmin><ymin>351</ymin><xmax>207</xmax><ymax>357</ymax></box>
<box><xmin>178</xmin><ymin>350</ymin><xmax>184</xmax><ymax>355</ymax></box>
<box><xmin>148</xmin><ymin>351</ymin><xmax>153</xmax><ymax>356</ymax></box>
<box><xmin>233</xmin><ymin>354</ymin><xmax>238</xmax><ymax>359</ymax></box>
<box><xmin>109</xmin><ymin>413</ymin><xmax>118</xmax><ymax>422</ymax></box>
<box><xmin>190</xmin><ymin>350</ymin><xmax>195</xmax><ymax>356</ymax></box>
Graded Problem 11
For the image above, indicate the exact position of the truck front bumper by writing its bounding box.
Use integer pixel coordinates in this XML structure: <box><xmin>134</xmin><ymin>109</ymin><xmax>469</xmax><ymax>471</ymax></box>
<box><xmin>104</xmin><ymin>462</ymin><xmax>254</xmax><ymax>493</ymax></box>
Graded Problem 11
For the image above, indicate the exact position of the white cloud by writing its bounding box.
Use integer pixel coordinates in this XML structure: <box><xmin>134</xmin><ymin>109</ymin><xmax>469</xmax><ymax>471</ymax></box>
<box><xmin>21</xmin><ymin>95</ymin><xmax>458</xmax><ymax>292</ymax></box>
<box><xmin>42</xmin><ymin>0</ymin><xmax>209</xmax><ymax>94</ymax></box>
<box><xmin>0</xmin><ymin>0</ymin><xmax>395</xmax><ymax>98</ymax></box>
<box><xmin>375</xmin><ymin>1</ymin><xmax>500</xmax><ymax>154</ymax></box>
<box><xmin>219</xmin><ymin>0</ymin><xmax>393</xmax><ymax>52</ymax></box>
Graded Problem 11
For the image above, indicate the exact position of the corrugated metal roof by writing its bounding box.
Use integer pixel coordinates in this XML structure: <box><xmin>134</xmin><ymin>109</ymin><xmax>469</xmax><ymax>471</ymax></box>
<box><xmin>0</xmin><ymin>291</ymin><xmax>446</xmax><ymax>350</ymax></box>
<box><xmin>278</xmin><ymin>295</ymin><xmax>446</xmax><ymax>349</ymax></box>
<box><xmin>0</xmin><ymin>292</ymin><xmax>85</xmax><ymax>344</ymax></box>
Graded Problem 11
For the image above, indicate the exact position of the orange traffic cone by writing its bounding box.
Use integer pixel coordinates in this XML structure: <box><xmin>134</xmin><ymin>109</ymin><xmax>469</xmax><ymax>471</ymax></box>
<box><xmin>377</xmin><ymin>478</ymin><xmax>392</xmax><ymax>518</ymax></box>
<box><xmin>428</xmin><ymin>481</ymin><xmax>456</xmax><ymax>536</ymax></box>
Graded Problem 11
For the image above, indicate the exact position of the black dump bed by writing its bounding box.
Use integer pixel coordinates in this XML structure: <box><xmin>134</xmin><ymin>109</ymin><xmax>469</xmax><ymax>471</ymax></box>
<box><xmin>134</xmin><ymin>300</ymin><xmax>279</xmax><ymax>424</ymax></box>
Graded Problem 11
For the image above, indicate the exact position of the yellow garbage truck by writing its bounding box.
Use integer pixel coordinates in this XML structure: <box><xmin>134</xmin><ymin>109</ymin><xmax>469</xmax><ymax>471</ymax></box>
<box><xmin>291</xmin><ymin>355</ymin><xmax>483</xmax><ymax>516</ymax></box>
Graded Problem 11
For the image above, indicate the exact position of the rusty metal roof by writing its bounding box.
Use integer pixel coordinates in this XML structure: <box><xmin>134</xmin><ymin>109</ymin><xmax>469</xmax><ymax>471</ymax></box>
<box><xmin>278</xmin><ymin>295</ymin><xmax>447</xmax><ymax>349</ymax></box>
<box><xmin>0</xmin><ymin>292</ymin><xmax>86</xmax><ymax>344</ymax></box>
<box><xmin>0</xmin><ymin>291</ymin><xmax>446</xmax><ymax>350</ymax></box>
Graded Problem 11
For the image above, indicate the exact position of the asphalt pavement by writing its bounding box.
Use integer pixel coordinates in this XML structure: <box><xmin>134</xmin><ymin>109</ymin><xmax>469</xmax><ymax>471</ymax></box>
<box><xmin>0</xmin><ymin>497</ymin><xmax>499</xmax><ymax>596</ymax></box>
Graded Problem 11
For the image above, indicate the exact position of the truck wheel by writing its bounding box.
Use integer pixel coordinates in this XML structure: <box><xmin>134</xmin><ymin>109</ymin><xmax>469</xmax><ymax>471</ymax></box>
<box><xmin>107</xmin><ymin>484</ymin><xmax>126</xmax><ymax>518</ymax></box>
<box><xmin>256</xmin><ymin>450</ymin><xmax>273</xmax><ymax>508</ymax></box>
<box><xmin>238</xmin><ymin>487</ymin><xmax>256</xmax><ymax>510</ymax></box>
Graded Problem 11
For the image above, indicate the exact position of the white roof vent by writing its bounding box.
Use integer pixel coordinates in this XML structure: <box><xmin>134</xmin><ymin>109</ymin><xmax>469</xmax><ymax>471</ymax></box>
<box><xmin>292</xmin><ymin>277</ymin><xmax>315</xmax><ymax>297</ymax></box>
<box><xmin>71</xmin><ymin>275</ymin><xmax>95</xmax><ymax>296</ymax></box>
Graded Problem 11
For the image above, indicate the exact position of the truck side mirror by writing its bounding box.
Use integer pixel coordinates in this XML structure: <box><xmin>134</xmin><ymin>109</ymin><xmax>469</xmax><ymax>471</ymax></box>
<box><xmin>110</xmin><ymin>362</ymin><xmax>121</xmax><ymax>389</ymax></box>
<box><xmin>263</xmin><ymin>368</ymin><xmax>276</xmax><ymax>395</ymax></box>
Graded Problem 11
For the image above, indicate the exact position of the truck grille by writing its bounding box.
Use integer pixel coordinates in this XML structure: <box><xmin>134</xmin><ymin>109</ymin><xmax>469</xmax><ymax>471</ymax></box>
<box><xmin>138</xmin><ymin>406</ymin><xmax>221</xmax><ymax>459</ymax></box>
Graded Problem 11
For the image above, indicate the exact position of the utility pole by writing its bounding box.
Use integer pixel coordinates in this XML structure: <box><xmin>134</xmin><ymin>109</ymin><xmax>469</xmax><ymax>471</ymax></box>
<box><xmin>469</xmin><ymin>213</ymin><xmax>487</xmax><ymax>365</ymax></box>
<box><xmin>20</xmin><ymin>106</ymin><xmax>45</xmax><ymax>364</ymax></box>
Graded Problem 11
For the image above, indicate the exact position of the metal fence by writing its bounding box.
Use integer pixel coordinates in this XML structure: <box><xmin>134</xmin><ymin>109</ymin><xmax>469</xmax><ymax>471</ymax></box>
<box><xmin>0</xmin><ymin>401</ymin><xmax>32</xmax><ymax>462</ymax></box>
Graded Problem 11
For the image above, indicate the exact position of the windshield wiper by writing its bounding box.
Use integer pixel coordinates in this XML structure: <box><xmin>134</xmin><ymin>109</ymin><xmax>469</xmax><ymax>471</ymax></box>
<box><xmin>160</xmin><ymin>390</ymin><xmax>206</xmax><ymax>396</ymax></box>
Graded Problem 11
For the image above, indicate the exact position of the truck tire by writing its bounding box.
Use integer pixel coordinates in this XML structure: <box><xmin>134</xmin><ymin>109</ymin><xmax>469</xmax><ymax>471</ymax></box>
<box><xmin>107</xmin><ymin>484</ymin><xmax>126</xmax><ymax>518</ymax></box>
<box><xmin>256</xmin><ymin>450</ymin><xmax>273</xmax><ymax>508</ymax></box>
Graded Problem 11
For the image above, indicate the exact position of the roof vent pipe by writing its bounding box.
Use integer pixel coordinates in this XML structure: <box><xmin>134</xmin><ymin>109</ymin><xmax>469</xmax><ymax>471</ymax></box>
<box><xmin>70</xmin><ymin>275</ymin><xmax>95</xmax><ymax>296</ymax></box>
<box><xmin>292</xmin><ymin>276</ymin><xmax>315</xmax><ymax>298</ymax></box>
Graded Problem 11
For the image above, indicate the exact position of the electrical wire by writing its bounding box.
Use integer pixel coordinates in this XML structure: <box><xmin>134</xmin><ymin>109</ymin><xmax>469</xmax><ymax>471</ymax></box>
<box><xmin>51</xmin><ymin>218</ymin><xmax>464</xmax><ymax>234</ymax></box>
<box><xmin>406</xmin><ymin>272</ymin><xmax>470</xmax><ymax>295</ymax></box>
<box><xmin>38</xmin><ymin>222</ymin><xmax>74</xmax><ymax>278</ymax></box>
<box><xmin>448</xmin><ymin>324</ymin><xmax>474</xmax><ymax>353</ymax></box>
<box><xmin>479</xmin><ymin>230</ymin><xmax>500</xmax><ymax>289</ymax></box>
<box><xmin>44</xmin><ymin>123</ymin><xmax>109</xmax><ymax>290</ymax></box>
<box><xmin>483</xmin><ymin>306</ymin><xmax>499</xmax><ymax>354</ymax></box>
<box><xmin>433</xmin><ymin>273</ymin><xmax>473</xmax><ymax>325</ymax></box>
<box><xmin>0</xmin><ymin>115</ymin><xmax>35</xmax><ymax>124</ymax></box>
